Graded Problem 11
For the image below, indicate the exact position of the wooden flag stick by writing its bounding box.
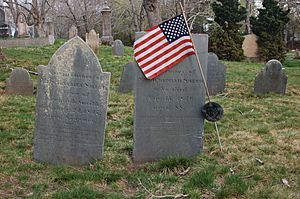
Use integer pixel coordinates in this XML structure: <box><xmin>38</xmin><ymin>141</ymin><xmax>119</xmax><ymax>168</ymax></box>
<box><xmin>179</xmin><ymin>2</ymin><xmax>211</xmax><ymax>103</ymax></box>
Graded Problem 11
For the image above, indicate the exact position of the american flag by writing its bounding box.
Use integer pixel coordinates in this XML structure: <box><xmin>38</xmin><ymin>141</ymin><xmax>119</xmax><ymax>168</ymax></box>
<box><xmin>133</xmin><ymin>14</ymin><xmax>195</xmax><ymax>79</ymax></box>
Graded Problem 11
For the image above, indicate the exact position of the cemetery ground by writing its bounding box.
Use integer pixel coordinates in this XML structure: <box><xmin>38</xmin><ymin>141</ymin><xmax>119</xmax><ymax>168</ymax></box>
<box><xmin>0</xmin><ymin>41</ymin><xmax>299</xmax><ymax>199</ymax></box>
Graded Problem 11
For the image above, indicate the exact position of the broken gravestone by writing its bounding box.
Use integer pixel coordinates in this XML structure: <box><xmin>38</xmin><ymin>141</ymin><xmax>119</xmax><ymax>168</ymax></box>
<box><xmin>112</xmin><ymin>40</ymin><xmax>124</xmax><ymax>56</ymax></box>
<box><xmin>119</xmin><ymin>62</ymin><xmax>136</xmax><ymax>93</ymax></box>
<box><xmin>254</xmin><ymin>59</ymin><xmax>288</xmax><ymax>95</ymax></box>
<box><xmin>5</xmin><ymin>68</ymin><xmax>33</xmax><ymax>95</ymax></box>
<box><xmin>34</xmin><ymin>36</ymin><xmax>111</xmax><ymax>165</ymax></box>
<box><xmin>207</xmin><ymin>53</ymin><xmax>226</xmax><ymax>96</ymax></box>
<box><xmin>133</xmin><ymin>33</ymin><xmax>208</xmax><ymax>163</ymax></box>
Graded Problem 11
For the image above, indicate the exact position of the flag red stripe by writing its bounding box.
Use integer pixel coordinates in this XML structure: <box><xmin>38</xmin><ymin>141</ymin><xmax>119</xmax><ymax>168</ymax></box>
<box><xmin>136</xmin><ymin>41</ymin><xmax>170</xmax><ymax>63</ymax></box>
<box><xmin>147</xmin><ymin>52</ymin><xmax>195</xmax><ymax>79</ymax></box>
<box><xmin>139</xmin><ymin>40</ymin><xmax>193</xmax><ymax>68</ymax></box>
<box><xmin>134</xmin><ymin>28</ymin><xmax>162</xmax><ymax>49</ymax></box>
<box><xmin>134</xmin><ymin>36</ymin><xmax>166</xmax><ymax>57</ymax></box>
<box><xmin>145</xmin><ymin>25</ymin><xmax>159</xmax><ymax>32</ymax></box>
<box><xmin>143</xmin><ymin>46</ymin><xmax>195</xmax><ymax>74</ymax></box>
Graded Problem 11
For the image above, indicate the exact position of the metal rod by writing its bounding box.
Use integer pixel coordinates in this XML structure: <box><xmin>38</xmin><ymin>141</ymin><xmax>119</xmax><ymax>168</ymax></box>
<box><xmin>214</xmin><ymin>122</ymin><xmax>223</xmax><ymax>152</ymax></box>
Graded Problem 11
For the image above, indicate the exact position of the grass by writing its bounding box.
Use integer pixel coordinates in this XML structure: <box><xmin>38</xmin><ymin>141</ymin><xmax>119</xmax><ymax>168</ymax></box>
<box><xmin>0</xmin><ymin>41</ymin><xmax>299</xmax><ymax>198</ymax></box>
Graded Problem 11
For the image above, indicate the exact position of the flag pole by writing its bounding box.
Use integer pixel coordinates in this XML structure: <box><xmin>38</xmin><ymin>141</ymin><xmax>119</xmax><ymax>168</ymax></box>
<box><xmin>179</xmin><ymin>2</ymin><xmax>211</xmax><ymax>103</ymax></box>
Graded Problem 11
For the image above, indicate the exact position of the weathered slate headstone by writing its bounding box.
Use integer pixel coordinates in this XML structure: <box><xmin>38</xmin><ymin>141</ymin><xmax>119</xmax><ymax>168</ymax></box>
<box><xmin>0</xmin><ymin>8</ymin><xmax>5</xmax><ymax>26</ymax></box>
<box><xmin>119</xmin><ymin>62</ymin><xmax>136</xmax><ymax>93</ymax></box>
<box><xmin>68</xmin><ymin>25</ymin><xmax>78</xmax><ymax>39</ymax></box>
<box><xmin>133</xmin><ymin>33</ymin><xmax>208</xmax><ymax>163</ymax></box>
<box><xmin>86</xmin><ymin>29</ymin><xmax>99</xmax><ymax>54</ymax></box>
<box><xmin>242</xmin><ymin>34</ymin><xmax>259</xmax><ymax>61</ymax></box>
<box><xmin>207</xmin><ymin>53</ymin><xmax>226</xmax><ymax>96</ymax></box>
<box><xmin>254</xmin><ymin>59</ymin><xmax>288</xmax><ymax>95</ymax></box>
<box><xmin>5</xmin><ymin>68</ymin><xmax>33</xmax><ymax>95</ymax></box>
<box><xmin>112</xmin><ymin>40</ymin><xmax>124</xmax><ymax>56</ymax></box>
<box><xmin>34</xmin><ymin>36</ymin><xmax>111</xmax><ymax>165</ymax></box>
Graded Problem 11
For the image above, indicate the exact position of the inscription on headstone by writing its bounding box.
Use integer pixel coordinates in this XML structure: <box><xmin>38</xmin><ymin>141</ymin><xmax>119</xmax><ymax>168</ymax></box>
<box><xmin>207</xmin><ymin>53</ymin><xmax>226</xmax><ymax>96</ymax></box>
<box><xmin>112</xmin><ymin>40</ymin><xmax>124</xmax><ymax>56</ymax></box>
<box><xmin>133</xmin><ymin>33</ymin><xmax>208</xmax><ymax>163</ymax></box>
<box><xmin>119</xmin><ymin>62</ymin><xmax>136</xmax><ymax>93</ymax></box>
<box><xmin>5</xmin><ymin>68</ymin><xmax>33</xmax><ymax>95</ymax></box>
<box><xmin>86</xmin><ymin>29</ymin><xmax>99</xmax><ymax>54</ymax></box>
<box><xmin>34</xmin><ymin>37</ymin><xmax>111</xmax><ymax>165</ymax></box>
<box><xmin>254</xmin><ymin>59</ymin><xmax>288</xmax><ymax>95</ymax></box>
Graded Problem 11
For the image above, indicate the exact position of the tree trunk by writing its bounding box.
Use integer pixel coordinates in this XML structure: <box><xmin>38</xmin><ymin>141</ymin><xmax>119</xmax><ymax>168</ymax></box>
<box><xmin>142</xmin><ymin>0</ymin><xmax>162</xmax><ymax>27</ymax></box>
<box><xmin>245</xmin><ymin>0</ymin><xmax>253</xmax><ymax>34</ymax></box>
<box><xmin>129</xmin><ymin>0</ymin><xmax>139</xmax><ymax>31</ymax></box>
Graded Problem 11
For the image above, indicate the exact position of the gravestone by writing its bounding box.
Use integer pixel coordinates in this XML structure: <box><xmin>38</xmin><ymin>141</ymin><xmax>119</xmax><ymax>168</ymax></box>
<box><xmin>68</xmin><ymin>25</ymin><xmax>78</xmax><ymax>39</ymax></box>
<box><xmin>119</xmin><ymin>62</ymin><xmax>136</xmax><ymax>93</ymax></box>
<box><xmin>133</xmin><ymin>33</ymin><xmax>208</xmax><ymax>163</ymax></box>
<box><xmin>112</xmin><ymin>40</ymin><xmax>124</xmax><ymax>56</ymax></box>
<box><xmin>0</xmin><ymin>8</ymin><xmax>4</xmax><ymax>26</ymax></box>
<box><xmin>17</xmin><ymin>13</ymin><xmax>27</xmax><ymax>36</ymax></box>
<box><xmin>5</xmin><ymin>68</ymin><xmax>33</xmax><ymax>95</ymax></box>
<box><xmin>100</xmin><ymin>1</ymin><xmax>113</xmax><ymax>45</ymax></box>
<box><xmin>48</xmin><ymin>35</ymin><xmax>55</xmax><ymax>45</ymax></box>
<box><xmin>254</xmin><ymin>59</ymin><xmax>288</xmax><ymax>95</ymax></box>
<box><xmin>86</xmin><ymin>29</ymin><xmax>99</xmax><ymax>54</ymax></box>
<box><xmin>34</xmin><ymin>36</ymin><xmax>111</xmax><ymax>165</ymax></box>
<box><xmin>207</xmin><ymin>53</ymin><xmax>226</xmax><ymax>96</ymax></box>
<box><xmin>242</xmin><ymin>34</ymin><xmax>259</xmax><ymax>61</ymax></box>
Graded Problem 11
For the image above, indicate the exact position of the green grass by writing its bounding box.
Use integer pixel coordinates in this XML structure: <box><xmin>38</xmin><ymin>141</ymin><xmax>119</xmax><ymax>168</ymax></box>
<box><xmin>0</xmin><ymin>43</ymin><xmax>299</xmax><ymax>198</ymax></box>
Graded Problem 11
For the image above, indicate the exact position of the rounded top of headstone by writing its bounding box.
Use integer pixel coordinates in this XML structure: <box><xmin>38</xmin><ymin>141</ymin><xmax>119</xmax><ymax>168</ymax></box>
<box><xmin>10</xmin><ymin>68</ymin><xmax>31</xmax><ymax>82</ymax></box>
<box><xmin>265</xmin><ymin>59</ymin><xmax>282</xmax><ymax>74</ymax></box>
<box><xmin>208</xmin><ymin>52</ymin><xmax>219</xmax><ymax>62</ymax></box>
<box><xmin>114</xmin><ymin>39</ymin><xmax>123</xmax><ymax>45</ymax></box>
<box><xmin>89</xmin><ymin>29</ymin><xmax>97</xmax><ymax>35</ymax></box>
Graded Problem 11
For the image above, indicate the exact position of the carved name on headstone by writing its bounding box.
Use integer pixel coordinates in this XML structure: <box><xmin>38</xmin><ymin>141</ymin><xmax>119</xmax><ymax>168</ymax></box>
<box><xmin>119</xmin><ymin>62</ymin><xmax>136</xmax><ymax>93</ymax></box>
<box><xmin>133</xmin><ymin>33</ymin><xmax>208</xmax><ymax>163</ymax></box>
<box><xmin>86</xmin><ymin>29</ymin><xmax>99</xmax><ymax>54</ymax></box>
<box><xmin>254</xmin><ymin>59</ymin><xmax>288</xmax><ymax>95</ymax></box>
<box><xmin>5</xmin><ymin>68</ymin><xmax>33</xmax><ymax>95</ymax></box>
<box><xmin>207</xmin><ymin>53</ymin><xmax>226</xmax><ymax>96</ymax></box>
<box><xmin>112</xmin><ymin>40</ymin><xmax>124</xmax><ymax>56</ymax></box>
<box><xmin>34</xmin><ymin>37</ymin><xmax>111</xmax><ymax>165</ymax></box>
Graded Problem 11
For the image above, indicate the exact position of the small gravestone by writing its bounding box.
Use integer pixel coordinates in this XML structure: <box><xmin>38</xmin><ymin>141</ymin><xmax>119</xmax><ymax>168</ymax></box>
<box><xmin>133</xmin><ymin>33</ymin><xmax>208</xmax><ymax>163</ymax></box>
<box><xmin>68</xmin><ymin>25</ymin><xmax>78</xmax><ymax>39</ymax></box>
<box><xmin>34</xmin><ymin>36</ymin><xmax>111</xmax><ymax>165</ymax></box>
<box><xmin>254</xmin><ymin>59</ymin><xmax>288</xmax><ymax>95</ymax></box>
<box><xmin>86</xmin><ymin>29</ymin><xmax>99</xmax><ymax>54</ymax></box>
<box><xmin>119</xmin><ymin>62</ymin><xmax>136</xmax><ymax>93</ymax></box>
<box><xmin>5</xmin><ymin>68</ymin><xmax>33</xmax><ymax>95</ymax></box>
<box><xmin>48</xmin><ymin>35</ymin><xmax>55</xmax><ymax>45</ymax></box>
<box><xmin>207</xmin><ymin>53</ymin><xmax>226</xmax><ymax>96</ymax></box>
<box><xmin>242</xmin><ymin>34</ymin><xmax>259</xmax><ymax>61</ymax></box>
<box><xmin>112</xmin><ymin>40</ymin><xmax>124</xmax><ymax>56</ymax></box>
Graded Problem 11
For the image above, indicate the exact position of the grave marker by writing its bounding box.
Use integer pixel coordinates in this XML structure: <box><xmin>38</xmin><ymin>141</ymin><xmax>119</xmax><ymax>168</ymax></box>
<box><xmin>119</xmin><ymin>62</ymin><xmax>136</xmax><ymax>93</ymax></box>
<box><xmin>254</xmin><ymin>59</ymin><xmax>288</xmax><ymax>95</ymax></box>
<box><xmin>133</xmin><ymin>33</ymin><xmax>208</xmax><ymax>162</ymax></box>
<box><xmin>112</xmin><ymin>40</ymin><xmax>124</xmax><ymax>56</ymax></box>
<box><xmin>86</xmin><ymin>29</ymin><xmax>99</xmax><ymax>54</ymax></box>
<box><xmin>68</xmin><ymin>25</ymin><xmax>78</xmax><ymax>39</ymax></box>
<box><xmin>34</xmin><ymin>37</ymin><xmax>111</xmax><ymax>165</ymax></box>
<box><xmin>5</xmin><ymin>68</ymin><xmax>33</xmax><ymax>95</ymax></box>
<box><xmin>207</xmin><ymin>53</ymin><xmax>226</xmax><ymax>95</ymax></box>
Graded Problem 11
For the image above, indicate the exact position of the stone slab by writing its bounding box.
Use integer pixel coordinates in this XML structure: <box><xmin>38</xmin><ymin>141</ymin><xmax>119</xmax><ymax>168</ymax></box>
<box><xmin>86</xmin><ymin>29</ymin><xmax>99</xmax><ymax>54</ymax></box>
<box><xmin>254</xmin><ymin>59</ymin><xmax>288</xmax><ymax>95</ymax></box>
<box><xmin>133</xmin><ymin>33</ymin><xmax>208</xmax><ymax>163</ymax></box>
<box><xmin>119</xmin><ymin>62</ymin><xmax>136</xmax><ymax>93</ymax></box>
<box><xmin>112</xmin><ymin>39</ymin><xmax>124</xmax><ymax>56</ymax></box>
<box><xmin>34</xmin><ymin>36</ymin><xmax>111</xmax><ymax>165</ymax></box>
<box><xmin>5</xmin><ymin>68</ymin><xmax>33</xmax><ymax>95</ymax></box>
<box><xmin>0</xmin><ymin>37</ymin><xmax>51</xmax><ymax>48</ymax></box>
<box><xmin>207</xmin><ymin>53</ymin><xmax>226</xmax><ymax>96</ymax></box>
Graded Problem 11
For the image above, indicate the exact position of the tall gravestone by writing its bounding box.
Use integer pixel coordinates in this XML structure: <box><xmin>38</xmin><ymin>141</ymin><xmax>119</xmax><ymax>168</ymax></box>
<box><xmin>68</xmin><ymin>25</ymin><xmax>78</xmax><ymax>39</ymax></box>
<box><xmin>17</xmin><ymin>13</ymin><xmax>27</xmax><ymax>36</ymax></box>
<box><xmin>207</xmin><ymin>53</ymin><xmax>226</xmax><ymax>96</ymax></box>
<box><xmin>86</xmin><ymin>29</ymin><xmax>100</xmax><ymax>54</ymax></box>
<box><xmin>5</xmin><ymin>68</ymin><xmax>33</xmax><ymax>95</ymax></box>
<box><xmin>254</xmin><ymin>60</ymin><xmax>288</xmax><ymax>95</ymax></box>
<box><xmin>119</xmin><ymin>62</ymin><xmax>136</xmax><ymax>93</ymax></box>
<box><xmin>133</xmin><ymin>33</ymin><xmax>208</xmax><ymax>162</ymax></box>
<box><xmin>100</xmin><ymin>1</ymin><xmax>113</xmax><ymax>45</ymax></box>
<box><xmin>112</xmin><ymin>40</ymin><xmax>124</xmax><ymax>56</ymax></box>
<box><xmin>34</xmin><ymin>37</ymin><xmax>111</xmax><ymax>165</ymax></box>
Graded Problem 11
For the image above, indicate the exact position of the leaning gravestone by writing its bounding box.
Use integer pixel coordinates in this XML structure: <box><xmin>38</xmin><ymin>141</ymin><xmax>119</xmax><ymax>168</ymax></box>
<box><xmin>112</xmin><ymin>40</ymin><xmax>124</xmax><ymax>56</ymax></box>
<box><xmin>119</xmin><ymin>62</ymin><xmax>136</xmax><ymax>93</ymax></box>
<box><xmin>5</xmin><ymin>68</ymin><xmax>34</xmax><ymax>95</ymax></box>
<box><xmin>254</xmin><ymin>59</ymin><xmax>288</xmax><ymax>95</ymax></box>
<box><xmin>133</xmin><ymin>33</ymin><xmax>208</xmax><ymax>162</ymax></box>
<box><xmin>86</xmin><ymin>29</ymin><xmax>99</xmax><ymax>54</ymax></box>
<box><xmin>34</xmin><ymin>36</ymin><xmax>111</xmax><ymax>165</ymax></box>
<box><xmin>207</xmin><ymin>53</ymin><xmax>226</xmax><ymax>96</ymax></box>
